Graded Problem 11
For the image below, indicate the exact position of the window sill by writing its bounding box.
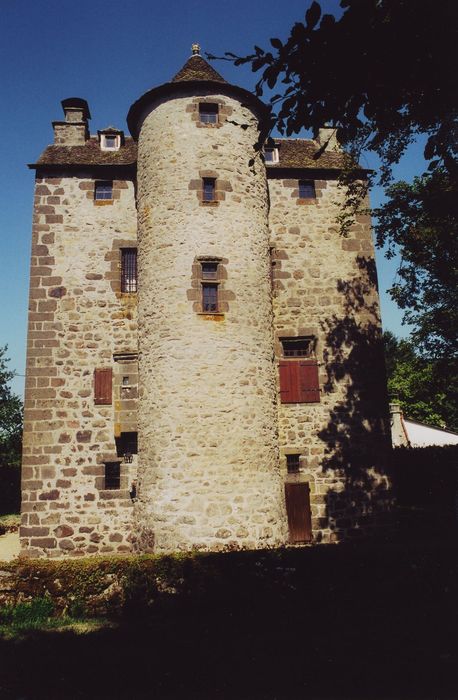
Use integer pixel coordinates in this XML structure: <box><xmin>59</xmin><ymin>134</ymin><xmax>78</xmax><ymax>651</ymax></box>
<box><xmin>94</xmin><ymin>200</ymin><xmax>114</xmax><ymax>206</ymax></box>
<box><xmin>197</xmin><ymin>312</ymin><xmax>225</xmax><ymax>320</ymax></box>
<box><xmin>200</xmin><ymin>200</ymin><xmax>219</xmax><ymax>206</ymax></box>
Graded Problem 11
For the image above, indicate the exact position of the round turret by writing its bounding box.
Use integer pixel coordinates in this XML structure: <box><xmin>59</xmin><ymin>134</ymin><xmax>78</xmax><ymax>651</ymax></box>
<box><xmin>129</xmin><ymin>49</ymin><xmax>287</xmax><ymax>552</ymax></box>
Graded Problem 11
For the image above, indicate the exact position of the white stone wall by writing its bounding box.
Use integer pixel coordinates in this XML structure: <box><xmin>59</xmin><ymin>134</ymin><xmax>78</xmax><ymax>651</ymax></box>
<box><xmin>21</xmin><ymin>173</ymin><xmax>138</xmax><ymax>557</ymax></box>
<box><xmin>135</xmin><ymin>90</ymin><xmax>287</xmax><ymax>552</ymax></box>
<box><xmin>269</xmin><ymin>176</ymin><xmax>391</xmax><ymax>541</ymax></box>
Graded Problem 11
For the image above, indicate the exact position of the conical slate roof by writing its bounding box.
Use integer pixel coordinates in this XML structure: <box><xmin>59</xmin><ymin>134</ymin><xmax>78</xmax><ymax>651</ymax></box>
<box><xmin>172</xmin><ymin>54</ymin><xmax>226</xmax><ymax>84</ymax></box>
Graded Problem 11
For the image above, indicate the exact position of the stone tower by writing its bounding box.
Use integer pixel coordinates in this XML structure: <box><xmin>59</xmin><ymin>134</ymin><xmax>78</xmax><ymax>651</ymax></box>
<box><xmin>127</xmin><ymin>48</ymin><xmax>287</xmax><ymax>551</ymax></box>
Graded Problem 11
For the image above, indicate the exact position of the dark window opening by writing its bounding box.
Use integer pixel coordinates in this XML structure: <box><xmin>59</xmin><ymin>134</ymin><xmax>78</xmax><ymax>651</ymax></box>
<box><xmin>199</xmin><ymin>103</ymin><xmax>218</xmax><ymax>124</ymax></box>
<box><xmin>201</xmin><ymin>261</ymin><xmax>218</xmax><ymax>279</ymax></box>
<box><xmin>282</xmin><ymin>337</ymin><xmax>314</xmax><ymax>358</ymax></box>
<box><xmin>203</xmin><ymin>178</ymin><xmax>216</xmax><ymax>202</ymax></box>
<box><xmin>121</xmin><ymin>248</ymin><xmax>137</xmax><ymax>293</ymax></box>
<box><xmin>202</xmin><ymin>283</ymin><xmax>218</xmax><ymax>312</ymax></box>
<box><xmin>104</xmin><ymin>462</ymin><xmax>120</xmax><ymax>490</ymax></box>
<box><xmin>298</xmin><ymin>180</ymin><xmax>316</xmax><ymax>199</ymax></box>
<box><xmin>95</xmin><ymin>181</ymin><xmax>113</xmax><ymax>200</ymax></box>
<box><xmin>104</xmin><ymin>135</ymin><xmax>117</xmax><ymax>148</ymax></box>
<box><xmin>287</xmin><ymin>454</ymin><xmax>301</xmax><ymax>473</ymax></box>
<box><xmin>115</xmin><ymin>432</ymin><xmax>138</xmax><ymax>459</ymax></box>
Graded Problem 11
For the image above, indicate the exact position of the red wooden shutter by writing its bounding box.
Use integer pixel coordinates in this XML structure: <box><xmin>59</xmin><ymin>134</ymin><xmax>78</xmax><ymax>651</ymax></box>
<box><xmin>94</xmin><ymin>368</ymin><xmax>112</xmax><ymax>405</ymax></box>
<box><xmin>279</xmin><ymin>362</ymin><xmax>303</xmax><ymax>403</ymax></box>
<box><xmin>299</xmin><ymin>360</ymin><xmax>320</xmax><ymax>403</ymax></box>
<box><xmin>285</xmin><ymin>482</ymin><xmax>312</xmax><ymax>543</ymax></box>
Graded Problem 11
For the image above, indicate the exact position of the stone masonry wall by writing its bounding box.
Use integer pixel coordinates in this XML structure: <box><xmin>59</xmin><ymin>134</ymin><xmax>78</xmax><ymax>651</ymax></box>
<box><xmin>134</xmin><ymin>90</ymin><xmax>287</xmax><ymax>552</ymax></box>
<box><xmin>268</xmin><ymin>173</ymin><xmax>391</xmax><ymax>543</ymax></box>
<box><xmin>20</xmin><ymin>171</ymin><xmax>138</xmax><ymax>557</ymax></box>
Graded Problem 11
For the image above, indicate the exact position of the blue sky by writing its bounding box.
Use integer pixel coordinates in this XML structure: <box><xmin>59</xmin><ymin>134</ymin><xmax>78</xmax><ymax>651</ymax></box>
<box><xmin>1</xmin><ymin>0</ymin><xmax>423</xmax><ymax>397</ymax></box>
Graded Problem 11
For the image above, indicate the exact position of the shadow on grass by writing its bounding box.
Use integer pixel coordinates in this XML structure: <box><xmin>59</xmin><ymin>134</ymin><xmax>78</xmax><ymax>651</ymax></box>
<box><xmin>0</xmin><ymin>536</ymin><xmax>457</xmax><ymax>700</ymax></box>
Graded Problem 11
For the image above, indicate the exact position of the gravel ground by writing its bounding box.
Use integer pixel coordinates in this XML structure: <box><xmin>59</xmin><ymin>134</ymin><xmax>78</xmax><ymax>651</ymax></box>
<box><xmin>0</xmin><ymin>532</ymin><xmax>20</xmax><ymax>562</ymax></box>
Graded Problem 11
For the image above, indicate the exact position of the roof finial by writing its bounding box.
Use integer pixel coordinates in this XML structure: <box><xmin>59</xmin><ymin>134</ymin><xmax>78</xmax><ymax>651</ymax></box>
<box><xmin>191</xmin><ymin>43</ymin><xmax>201</xmax><ymax>56</ymax></box>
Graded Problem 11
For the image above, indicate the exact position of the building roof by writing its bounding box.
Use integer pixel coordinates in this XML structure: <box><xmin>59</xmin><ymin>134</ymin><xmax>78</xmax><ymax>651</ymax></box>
<box><xmin>403</xmin><ymin>419</ymin><xmax>458</xmax><ymax>448</ymax></box>
<box><xmin>127</xmin><ymin>53</ymin><xmax>268</xmax><ymax>139</ymax></box>
<box><xmin>268</xmin><ymin>139</ymin><xmax>354</xmax><ymax>171</ymax></box>
<box><xmin>29</xmin><ymin>137</ymin><xmax>137</xmax><ymax>169</ymax></box>
<box><xmin>172</xmin><ymin>54</ymin><xmax>227</xmax><ymax>83</ymax></box>
<box><xmin>30</xmin><ymin>136</ymin><xmax>353</xmax><ymax>171</ymax></box>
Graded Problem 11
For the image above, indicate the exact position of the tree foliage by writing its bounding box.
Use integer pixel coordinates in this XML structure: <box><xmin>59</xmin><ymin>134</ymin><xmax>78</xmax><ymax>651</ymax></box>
<box><xmin>214</xmin><ymin>0</ymin><xmax>457</xmax><ymax>405</ymax></box>
<box><xmin>383</xmin><ymin>332</ymin><xmax>457</xmax><ymax>431</ymax></box>
<box><xmin>0</xmin><ymin>346</ymin><xmax>22</xmax><ymax>468</ymax></box>
<box><xmin>376</xmin><ymin>170</ymin><xmax>458</xmax><ymax>358</ymax></box>
<box><xmin>213</xmin><ymin>0</ymin><xmax>457</xmax><ymax>183</ymax></box>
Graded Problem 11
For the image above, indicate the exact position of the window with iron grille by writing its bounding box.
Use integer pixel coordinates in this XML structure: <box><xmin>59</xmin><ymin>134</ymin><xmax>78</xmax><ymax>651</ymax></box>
<box><xmin>298</xmin><ymin>180</ymin><xmax>316</xmax><ymax>199</ymax></box>
<box><xmin>201</xmin><ymin>261</ymin><xmax>218</xmax><ymax>280</ymax></box>
<box><xmin>121</xmin><ymin>248</ymin><xmax>137</xmax><ymax>293</ymax></box>
<box><xmin>104</xmin><ymin>462</ymin><xmax>120</xmax><ymax>489</ymax></box>
<box><xmin>202</xmin><ymin>283</ymin><xmax>218</xmax><ymax>312</ymax></box>
<box><xmin>199</xmin><ymin>103</ymin><xmax>218</xmax><ymax>124</ymax></box>
<box><xmin>282</xmin><ymin>337</ymin><xmax>314</xmax><ymax>357</ymax></box>
<box><xmin>286</xmin><ymin>454</ymin><xmax>301</xmax><ymax>473</ymax></box>
<box><xmin>95</xmin><ymin>181</ymin><xmax>113</xmax><ymax>200</ymax></box>
<box><xmin>202</xmin><ymin>178</ymin><xmax>216</xmax><ymax>202</ymax></box>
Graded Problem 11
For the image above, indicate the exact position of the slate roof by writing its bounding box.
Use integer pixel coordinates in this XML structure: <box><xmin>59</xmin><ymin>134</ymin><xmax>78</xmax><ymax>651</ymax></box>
<box><xmin>268</xmin><ymin>139</ymin><xmax>354</xmax><ymax>171</ymax></box>
<box><xmin>30</xmin><ymin>137</ymin><xmax>137</xmax><ymax>168</ymax></box>
<box><xmin>172</xmin><ymin>55</ymin><xmax>226</xmax><ymax>83</ymax></box>
<box><xmin>30</xmin><ymin>136</ymin><xmax>355</xmax><ymax>171</ymax></box>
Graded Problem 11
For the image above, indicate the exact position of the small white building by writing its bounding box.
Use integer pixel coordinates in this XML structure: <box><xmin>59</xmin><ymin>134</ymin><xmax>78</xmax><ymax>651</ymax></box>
<box><xmin>390</xmin><ymin>403</ymin><xmax>458</xmax><ymax>448</ymax></box>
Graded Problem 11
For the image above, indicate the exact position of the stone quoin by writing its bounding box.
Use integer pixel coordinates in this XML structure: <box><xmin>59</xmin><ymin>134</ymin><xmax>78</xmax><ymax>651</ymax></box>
<box><xmin>20</xmin><ymin>46</ymin><xmax>391</xmax><ymax>558</ymax></box>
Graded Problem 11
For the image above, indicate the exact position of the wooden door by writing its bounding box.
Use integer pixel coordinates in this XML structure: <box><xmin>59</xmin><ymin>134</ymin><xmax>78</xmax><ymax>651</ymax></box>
<box><xmin>285</xmin><ymin>482</ymin><xmax>312</xmax><ymax>543</ymax></box>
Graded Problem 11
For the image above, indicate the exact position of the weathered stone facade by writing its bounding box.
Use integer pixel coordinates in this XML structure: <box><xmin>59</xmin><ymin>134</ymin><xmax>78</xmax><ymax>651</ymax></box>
<box><xmin>20</xmin><ymin>50</ymin><xmax>391</xmax><ymax>558</ymax></box>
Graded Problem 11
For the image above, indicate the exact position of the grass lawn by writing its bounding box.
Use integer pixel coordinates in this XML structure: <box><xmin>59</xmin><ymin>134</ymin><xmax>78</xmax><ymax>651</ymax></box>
<box><xmin>0</xmin><ymin>533</ymin><xmax>456</xmax><ymax>699</ymax></box>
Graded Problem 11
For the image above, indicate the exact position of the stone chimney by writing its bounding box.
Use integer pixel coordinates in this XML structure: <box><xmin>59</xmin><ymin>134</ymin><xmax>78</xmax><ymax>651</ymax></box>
<box><xmin>389</xmin><ymin>402</ymin><xmax>409</xmax><ymax>447</ymax></box>
<box><xmin>52</xmin><ymin>97</ymin><xmax>91</xmax><ymax>146</ymax></box>
<box><xmin>314</xmin><ymin>125</ymin><xmax>340</xmax><ymax>152</ymax></box>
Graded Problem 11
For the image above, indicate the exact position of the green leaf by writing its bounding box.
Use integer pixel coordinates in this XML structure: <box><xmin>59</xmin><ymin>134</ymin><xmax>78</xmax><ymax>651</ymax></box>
<box><xmin>305</xmin><ymin>1</ymin><xmax>321</xmax><ymax>30</ymax></box>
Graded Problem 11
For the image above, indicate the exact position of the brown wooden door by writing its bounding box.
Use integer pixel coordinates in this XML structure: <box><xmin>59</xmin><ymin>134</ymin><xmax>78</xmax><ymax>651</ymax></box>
<box><xmin>285</xmin><ymin>482</ymin><xmax>312</xmax><ymax>543</ymax></box>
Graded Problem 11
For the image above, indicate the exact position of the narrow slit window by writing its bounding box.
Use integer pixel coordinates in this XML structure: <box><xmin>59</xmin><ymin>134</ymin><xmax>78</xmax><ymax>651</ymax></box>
<box><xmin>104</xmin><ymin>462</ymin><xmax>120</xmax><ymax>490</ymax></box>
<box><xmin>286</xmin><ymin>454</ymin><xmax>300</xmax><ymax>473</ymax></box>
<box><xmin>95</xmin><ymin>181</ymin><xmax>113</xmax><ymax>200</ymax></box>
<box><xmin>121</xmin><ymin>248</ymin><xmax>137</xmax><ymax>293</ymax></box>
<box><xmin>202</xmin><ymin>283</ymin><xmax>218</xmax><ymax>312</ymax></box>
<box><xmin>199</xmin><ymin>103</ymin><xmax>218</xmax><ymax>124</ymax></box>
<box><xmin>298</xmin><ymin>180</ymin><xmax>316</xmax><ymax>199</ymax></box>
<box><xmin>202</xmin><ymin>178</ymin><xmax>216</xmax><ymax>202</ymax></box>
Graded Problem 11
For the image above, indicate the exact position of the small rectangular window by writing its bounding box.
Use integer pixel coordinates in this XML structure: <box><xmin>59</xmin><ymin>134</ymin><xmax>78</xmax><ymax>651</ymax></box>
<box><xmin>298</xmin><ymin>180</ymin><xmax>316</xmax><ymax>199</ymax></box>
<box><xmin>95</xmin><ymin>181</ymin><xmax>113</xmax><ymax>200</ymax></box>
<box><xmin>104</xmin><ymin>135</ymin><xmax>116</xmax><ymax>148</ymax></box>
<box><xmin>104</xmin><ymin>462</ymin><xmax>120</xmax><ymax>490</ymax></box>
<box><xmin>201</xmin><ymin>262</ymin><xmax>218</xmax><ymax>279</ymax></box>
<box><xmin>115</xmin><ymin>432</ymin><xmax>138</xmax><ymax>459</ymax></box>
<box><xmin>202</xmin><ymin>283</ymin><xmax>218</xmax><ymax>312</ymax></box>
<box><xmin>199</xmin><ymin>103</ymin><xmax>218</xmax><ymax>124</ymax></box>
<box><xmin>121</xmin><ymin>248</ymin><xmax>137</xmax><ymax>293</ymax></box>
<box><xmin>282</xmin><ymin>337</ymin><xmax>314</xmax><ymax>357</ymax></box>
<box><xmin>264</xmin><ymin>148</ymin><xmax>279</xmax><ymax>163</ymax></box>
<box><xmin>286</xmin><ymin>454</ymin><xmax>301</xmax><ymax>473</ymax></box>
<box><xmin>202</xmin><ymin>178</ymin><xmax>216</xmax><ymax>202</ymax></box>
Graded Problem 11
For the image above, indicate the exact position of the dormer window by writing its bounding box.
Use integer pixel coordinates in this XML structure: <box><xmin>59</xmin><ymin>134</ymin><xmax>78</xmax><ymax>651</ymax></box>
<box><xmin>264</xmin><ymin>147</ymin><xmax>279</xmax><ymax>164</ymax></box>
<box><xmin>199</xmin><ymin>103</ymin><xmax>218</xmax><ymax>124</ymax></box>
<box><xmin>101</xmin><ymin>134</ymin><xmax>120</xmax><ymax>151</ymax></box>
